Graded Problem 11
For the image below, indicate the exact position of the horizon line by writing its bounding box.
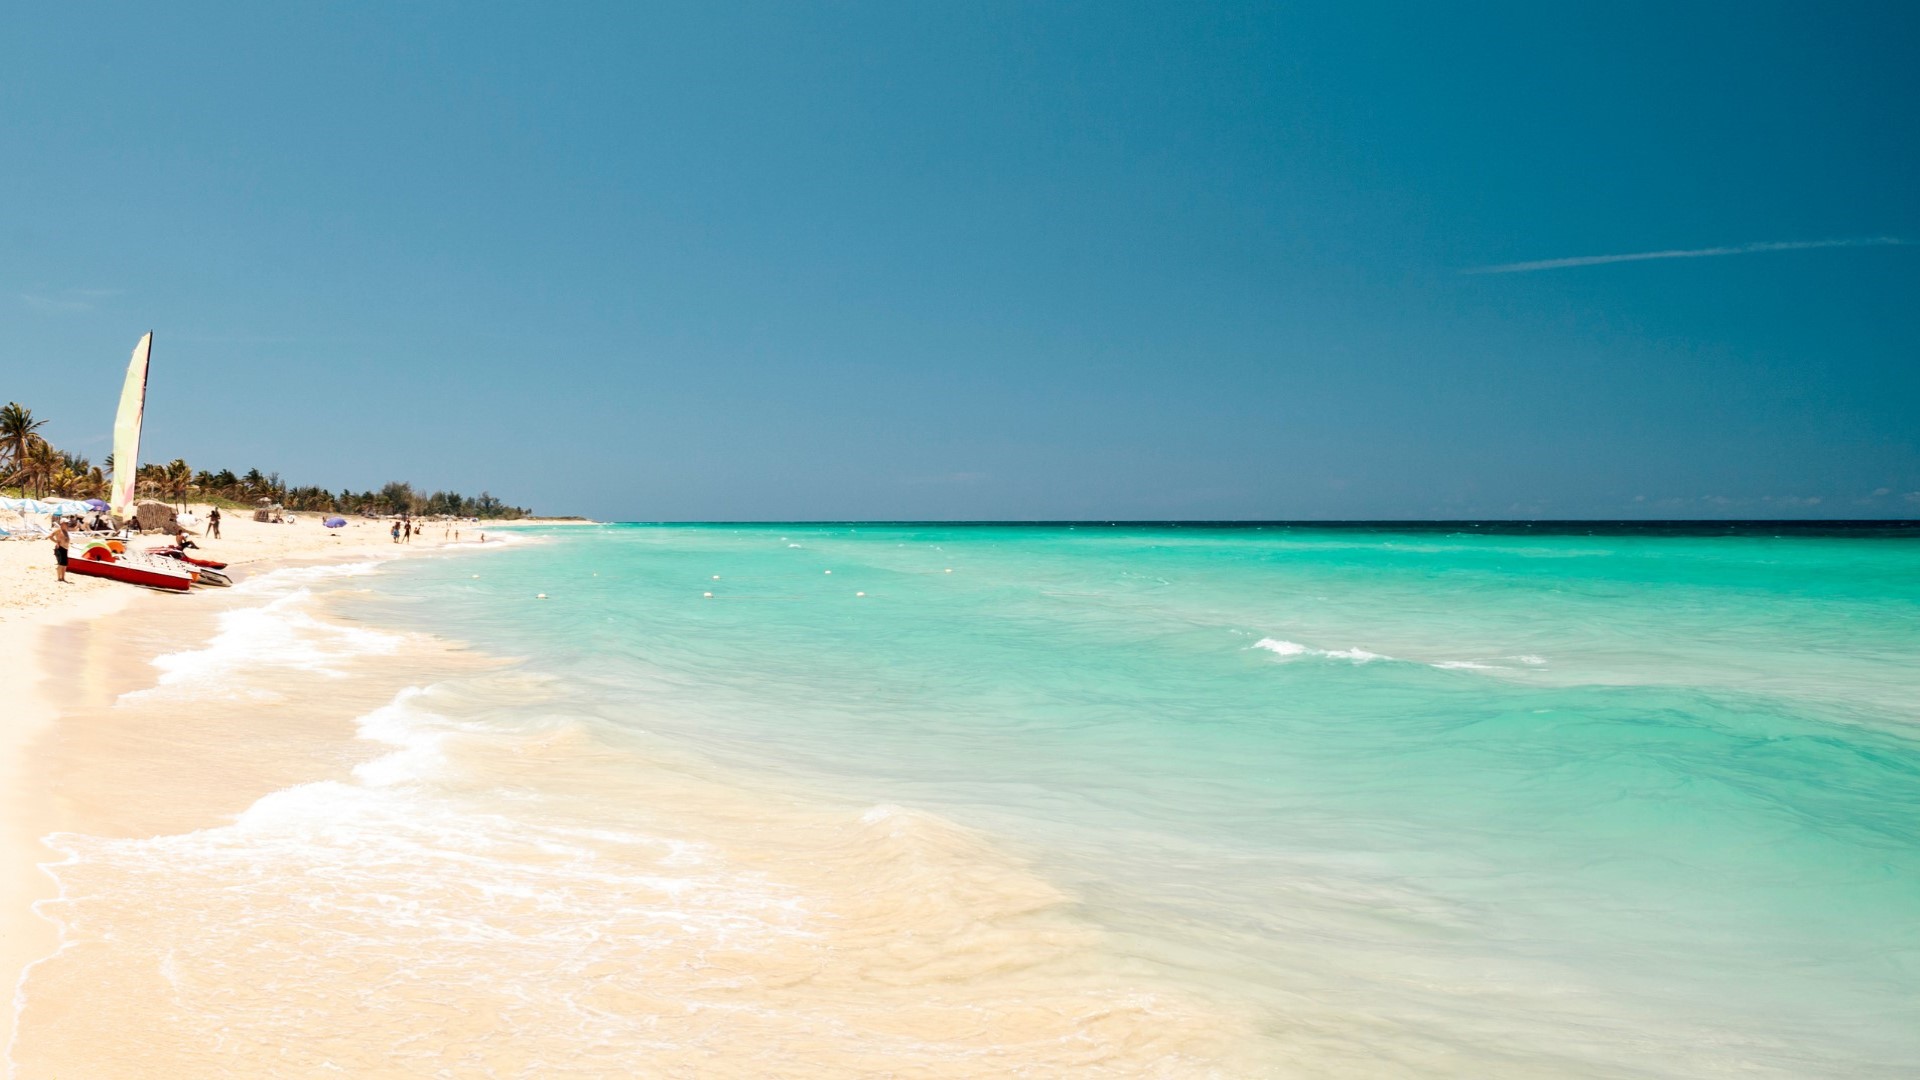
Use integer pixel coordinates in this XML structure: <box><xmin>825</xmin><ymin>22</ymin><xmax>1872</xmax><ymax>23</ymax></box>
<box><xmin>586</xmin><ymin>518</ymin><xmax>1920</xmax><ymax>528</ymax></box>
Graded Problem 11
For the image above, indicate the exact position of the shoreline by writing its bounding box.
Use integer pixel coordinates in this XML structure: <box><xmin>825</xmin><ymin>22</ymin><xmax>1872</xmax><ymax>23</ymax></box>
<box><xmin>3</xmin><ymin>521</ymin><xmax>1266</xmax><ymax>1076</ymax></box>
<box><xmin>1</xmin><ymin>508</ymin><xmax>543</xmax><ymax>1062</ymax></box>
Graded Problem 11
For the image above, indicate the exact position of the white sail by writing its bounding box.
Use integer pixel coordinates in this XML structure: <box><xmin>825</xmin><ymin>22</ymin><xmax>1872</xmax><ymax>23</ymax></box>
<box><xmin>109</xmin><ymin>332</ymin><xmax>152</xmax><ymax>519</ymax></box>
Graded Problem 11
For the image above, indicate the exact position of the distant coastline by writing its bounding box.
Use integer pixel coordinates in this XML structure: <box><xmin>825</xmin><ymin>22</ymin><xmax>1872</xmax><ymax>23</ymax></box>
<box><xmin>2</xmin><ymin>401</ymin><xmax>541</xmax><ymax>522</ymax></box>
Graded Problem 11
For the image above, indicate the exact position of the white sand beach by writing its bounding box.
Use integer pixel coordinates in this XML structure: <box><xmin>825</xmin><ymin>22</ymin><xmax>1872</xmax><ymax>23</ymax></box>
<box><xmin>0</xmin><ymin>510</ymin><xmax>587</xmax><ymax>1056</ymax></box>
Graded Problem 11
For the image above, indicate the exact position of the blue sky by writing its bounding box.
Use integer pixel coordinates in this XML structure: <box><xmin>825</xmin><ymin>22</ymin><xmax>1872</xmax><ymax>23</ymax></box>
<box><xmin>4</xmin><ymin>2</ymin><xmax>1916</xmax><ymax>520</ymax></box>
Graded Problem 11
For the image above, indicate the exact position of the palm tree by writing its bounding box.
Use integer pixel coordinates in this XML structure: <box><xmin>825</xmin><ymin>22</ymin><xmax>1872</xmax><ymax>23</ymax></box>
<box><xmin>136</xmin><ymin>462</ymin><xmax>167</xmax><ymax>502</ymax></box>
<box><xmin>49</xmin><ymin>464</ymin><xmax>86</xmax><ymax>498</ymax></box>
<box><xmin>1</xmin><ymin>402</ymin><xmax>48</xmax><ymax>489</ymax></box>
<box><xmin>18</xmin><ymin>440</ymin><xmax>61</xmax><ymax>498</ymax></box>
<box><xmin>379</xmin><ymin>480</ymin><xmax>416</xmax><ymax>516</ymax></box>
<box><xmin>50</xmin><ymin>452</ymin><xmax>97</xmax><ymax>499</ymax></box>
<box><xmin>166</xmin><ymin>459</ymin><xmax>193</xmax><ymax>509</ymax></box>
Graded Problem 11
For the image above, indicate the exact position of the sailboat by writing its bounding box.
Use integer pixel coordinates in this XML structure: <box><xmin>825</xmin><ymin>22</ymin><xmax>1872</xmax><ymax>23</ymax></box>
<box><xmin>69</xmin><ymin>331</ymin><xmax>239</xmax><ymax>590</ymax></box>
<box><xmin>66</xmin><ymin>332</ymin><xmax>195</xmax><ymax>591</ymax></box>
<box><xmin>109</xmin><ymin>331</ymin><xmax>151</xmax><ymax>523</ymax></box>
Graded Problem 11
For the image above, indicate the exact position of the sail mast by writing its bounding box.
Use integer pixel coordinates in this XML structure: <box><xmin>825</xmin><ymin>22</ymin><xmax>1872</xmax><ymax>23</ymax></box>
<box><xmin>110</xmin><ymin>331</ymin><xmax>152</xmax><ymax>520</ymax></box>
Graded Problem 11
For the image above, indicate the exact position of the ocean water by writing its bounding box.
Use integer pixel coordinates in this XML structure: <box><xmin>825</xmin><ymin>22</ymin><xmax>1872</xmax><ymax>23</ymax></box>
<box><xmin>16</xmin><ymin>523</ymin><xmax>1920</xmax><ymax>1077</ymax></box>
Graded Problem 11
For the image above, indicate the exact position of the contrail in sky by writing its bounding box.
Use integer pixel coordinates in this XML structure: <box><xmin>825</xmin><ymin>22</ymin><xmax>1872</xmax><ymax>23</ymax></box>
<box><xmin>1464</xmin><ymin>236</ymin><xmax>1909</xmax><ymax>274</ymax></box>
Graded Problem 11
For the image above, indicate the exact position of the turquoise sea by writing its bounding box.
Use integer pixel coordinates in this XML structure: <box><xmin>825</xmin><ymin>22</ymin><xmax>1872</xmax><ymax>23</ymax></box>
<box><xmin>30</xmin><ymin>523</ymin><xmax>1920</xmax><ymax>1077</ymax></box>
<box><xmin>335</xmin><ymin>522</ymin><xmax>1920</xmax><ymax>1075</ymax></box>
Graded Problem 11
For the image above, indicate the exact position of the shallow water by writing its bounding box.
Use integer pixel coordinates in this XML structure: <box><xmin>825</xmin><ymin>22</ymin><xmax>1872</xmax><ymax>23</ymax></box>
<box><xmin>15</xmin><ymin>524</ymin><xmax>1920</xmax><ymax>1077</ymax></box>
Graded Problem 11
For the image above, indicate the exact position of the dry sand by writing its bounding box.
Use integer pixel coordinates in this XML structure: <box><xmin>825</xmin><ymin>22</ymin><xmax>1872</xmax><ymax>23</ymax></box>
<box><xmin>0</xmin><ymin>507</ymin><xmax>586</xmax><ymax>1055</ymax></box>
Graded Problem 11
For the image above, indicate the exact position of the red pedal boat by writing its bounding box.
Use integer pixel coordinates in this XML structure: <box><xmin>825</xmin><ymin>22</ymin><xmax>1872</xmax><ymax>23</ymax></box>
<box><xmin>70</xmin><ymin>542</ymin><xmax>195</xmax><ymax>592</ymax></box>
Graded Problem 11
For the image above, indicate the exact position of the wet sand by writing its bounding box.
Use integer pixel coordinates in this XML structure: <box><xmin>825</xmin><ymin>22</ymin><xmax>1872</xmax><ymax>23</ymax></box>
<box><xmin>0</xmin><ymin>511</ymin><xmax>576</xmax><ymax>1061</ymax></box>
<box><xmin>0</xmin><ymin>586</ymin><xmax>134</xmax><ymax>1058</ymax></box>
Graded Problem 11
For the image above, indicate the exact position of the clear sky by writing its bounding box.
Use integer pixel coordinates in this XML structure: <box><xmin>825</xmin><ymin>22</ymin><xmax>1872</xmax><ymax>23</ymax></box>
<box><xmin>4</xmin><ymin>2</ymin><xmax>1916</xmax><ymax>520</ymax></box>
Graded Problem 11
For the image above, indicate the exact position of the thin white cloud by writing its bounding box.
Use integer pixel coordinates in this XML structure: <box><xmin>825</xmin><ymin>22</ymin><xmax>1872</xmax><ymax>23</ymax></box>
<box><xmin>168</xmin><ymin>332</ymin><xmax>297</xmax><ymax>345</ymax></box>
<box><xmin>18</xmin><ymin>287</ymin><xmax>123</xmax><ymax>312</ymax></box>
<box><xmin>1464</xmin><ymin>237</ymin><xmax>1909</xmax><ymax>275</ymax></box>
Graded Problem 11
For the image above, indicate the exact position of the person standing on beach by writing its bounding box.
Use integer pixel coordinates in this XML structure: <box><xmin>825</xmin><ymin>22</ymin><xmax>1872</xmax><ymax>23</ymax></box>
<box><xmin>391</xmin><ymin>520</ymin><xmax>401</xmax><ymax>543</ymax></box>
<box><xmin>404</xmin><ymin>519</ymin><xmax>413</xmax><ymax>543</ymax></box>
<box><xmin>49</xmin><ymin>517</ymin><xmax>70</xmax><ymax>583</ymax></box>
<box><xmin>208</xmin><ymin>507</ymin><xmax>221</xmax><ymax>539</ymax></box>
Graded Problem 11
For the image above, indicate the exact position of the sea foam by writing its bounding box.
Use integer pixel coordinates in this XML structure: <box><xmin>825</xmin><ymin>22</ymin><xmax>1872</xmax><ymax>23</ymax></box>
<box><xmin>1252</xmin><ymin>637</ymin><xmax>1547</xmax><ymax>673</ymax></box>
<box><xmin>1252</xmin><ymin>637</ymin><xmax>1388</xmax><ymax>663</ymax></box>
<box><xmin>139</xmin><ymin>589</ymin><xmax>402</xmax><ymax>695</ymax></box>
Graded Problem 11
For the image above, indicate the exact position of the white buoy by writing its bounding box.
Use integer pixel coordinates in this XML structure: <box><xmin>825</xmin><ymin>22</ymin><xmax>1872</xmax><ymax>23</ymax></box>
<box><xmin>944</xmin><ymin>568</ymin><xmax>952</xmax><ymax>573</ymax></box>
<box><xmin>824</xmin><ymin>570</ymin><xmax>832</xmax><ymax>574</ymax></box>
<box><xmin>856</xmin><ymin>591</ymin><xmax>865</xmax><ymax>597</ymax></box>
<box><xmin>712</xmin><ymin>575</ymin><xmax>720</xmax><ymax>580</ymax></box>
<box><xmin>536</xmin><ymin>593</ymin><xmax>548</xmax><ymax>599</ymax></box>
<box><xmin>472</xmin><ymin>574</ymin><xmax>480</xmax><ymax>579</ymax></box>
<box><xmin>703</xmin><ymin>591</ymin><xmax>713</xmax><ymax>598</ymax></box>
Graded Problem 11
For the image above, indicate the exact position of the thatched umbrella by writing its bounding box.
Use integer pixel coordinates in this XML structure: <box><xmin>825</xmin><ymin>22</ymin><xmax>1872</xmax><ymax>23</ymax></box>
<box><xmin>134</xmin><ymin>501</ymin><xmax>180</xmax><ymax>533</ymax></box>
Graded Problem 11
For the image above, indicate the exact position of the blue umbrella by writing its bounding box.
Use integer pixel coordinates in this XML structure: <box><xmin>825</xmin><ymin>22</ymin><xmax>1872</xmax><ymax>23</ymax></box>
<box><xmin>84</xmin><ymin>498</ymin><xmax>110</xmax><ymax>511</ymax></box>
<box><xmin>323</xmin><ymin>516</ymin><xmax>348</xmax><ymax>528</ymax></box>
<box><xmin>1</xmin><ymin>497</ymin><xmax>96</xmax><ymax>516</ymax></box>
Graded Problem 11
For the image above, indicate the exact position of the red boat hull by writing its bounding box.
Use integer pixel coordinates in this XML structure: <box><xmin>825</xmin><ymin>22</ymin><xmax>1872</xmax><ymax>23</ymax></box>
<box><xmin>71</xmin><ymin>549</ymin><xmax>193</xmax><ymax>591</ymax></box>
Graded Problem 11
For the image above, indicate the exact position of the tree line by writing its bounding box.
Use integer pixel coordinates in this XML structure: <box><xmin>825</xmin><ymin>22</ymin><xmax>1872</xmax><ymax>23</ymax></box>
<box><xmin>2</xmin><ymin>402</ymin><xmax>531</xmax><ymax>519</ymax></box>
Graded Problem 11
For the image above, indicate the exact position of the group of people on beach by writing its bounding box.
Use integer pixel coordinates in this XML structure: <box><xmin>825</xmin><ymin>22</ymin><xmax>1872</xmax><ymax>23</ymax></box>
<box><xmin>389</xmin><ymin>517</ymin><xmax>483</xmax><ymax>544</ymax></box>
<box><xmin>47</xmin><ymin>510</ymin><xmax>484</xmax><ymax>579</ymax></box>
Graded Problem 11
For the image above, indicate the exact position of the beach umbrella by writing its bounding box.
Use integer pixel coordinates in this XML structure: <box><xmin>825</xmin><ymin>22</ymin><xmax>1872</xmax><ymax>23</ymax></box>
<box><xmin>0</xmin><ymin>497</ymin><xmax>94</xmax><ymax>516</ymax></box>
<box><xmin>323</xmin><ymin>516</ymin><xmax>348</xmax><ymax>528</ymax></box>
<box><xmin>84</xmin><ymin>498</ymin><xmax>110</xmax><ymax>511</ymax></box>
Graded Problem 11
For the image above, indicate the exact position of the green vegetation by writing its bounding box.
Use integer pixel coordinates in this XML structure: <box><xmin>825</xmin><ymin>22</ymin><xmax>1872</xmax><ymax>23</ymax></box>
<box><xmin>0</xmin><ymin>401</ymin><xmax>532</xmax><ymax>518</ymax></box>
